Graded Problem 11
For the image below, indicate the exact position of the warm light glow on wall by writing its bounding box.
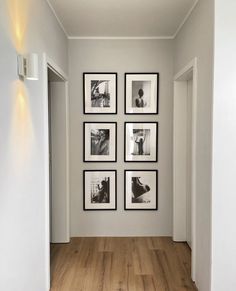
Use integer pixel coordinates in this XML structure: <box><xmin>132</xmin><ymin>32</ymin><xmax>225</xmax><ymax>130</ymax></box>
<box><xmin>6</xmin><ymin>0</ymin><xmax>37</xmax><ymax>171</ymax></box>
<box><xmin>10</xmin><ymin>80</ymin><xmax>35</xmax><ymax>170</ymax></box>
<box><xmin>7</xmin><ymin>0</ymin><xmax>30</xmax><ymax>53</ymax></box>
<box><xmin>18</xmin><ymin>92</ymin><xmax>26</xmax><ymax>108</ymax></box>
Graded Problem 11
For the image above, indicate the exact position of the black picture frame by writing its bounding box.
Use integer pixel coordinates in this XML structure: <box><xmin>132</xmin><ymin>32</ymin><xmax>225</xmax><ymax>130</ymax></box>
<box><xmin>124</xmin><ymin>169</ymin><xmax>158</xmax><ymax>211</ymax></box>
<box><xmin>83</xmin><ymin>170</ymin><xmax>117</xmax><ymax>211</ymax></box>
<box><xmin>124</xmin><ymin>122</ymin><xmax>158</xmax><ymax>162</ymax></box>
<box><xmin>83</xmin><ymin>72</ymin><xmax>118</xmax><ymax>114</ymax></box>
<box><xmin>83</xmin><ymin>122</ymin><xmax>117</xmax><ymax>162</ymax></box>
<box><xmin>124</xmin><ymin>73</ymin><xmax>159</xmax><ymax>115</ymax></box>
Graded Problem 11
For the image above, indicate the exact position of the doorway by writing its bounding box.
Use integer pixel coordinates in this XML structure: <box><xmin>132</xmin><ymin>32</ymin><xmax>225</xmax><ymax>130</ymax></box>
<box><xmin>43</xmin><ymin>54</ymin><xmax>70</xmax><ymax>289</ymax></box>
<box><xmin>48</xmin><ymin>65</ymin><xmax>70</xmax><ymax>245</ymax></box>
<box><xmin>173</xmin><ymin>58</ymin><xmax>197</xmax><ymax>281</ymax></box>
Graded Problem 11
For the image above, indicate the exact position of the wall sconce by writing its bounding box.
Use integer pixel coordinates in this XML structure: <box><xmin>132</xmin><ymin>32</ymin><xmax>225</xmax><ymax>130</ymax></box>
<box><xmin>18</xmin><ymin>53</ymin><xmax>39</xmax><ymax>80</ymax></box>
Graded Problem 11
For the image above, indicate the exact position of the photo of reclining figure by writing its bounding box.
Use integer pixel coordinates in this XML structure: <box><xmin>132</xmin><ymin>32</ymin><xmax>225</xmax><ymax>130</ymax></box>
<box><xmin>125</xmin><ymin>170</ymin><xmax>157</xmax><ymax>210</ymax></box>
<box><xmin>91</xmin><ymin>177</ymin><xmax>110</xmax><ymax>204</ymax></box>
<box><xmin>131</xmin><ymin>177</ymin><xmax>151</xmax><ymax>203</ymax></box>
<box><xmin>91</xmin><ymin>80</ymin><xmax>110</xmax><ymax>108</ymax></box>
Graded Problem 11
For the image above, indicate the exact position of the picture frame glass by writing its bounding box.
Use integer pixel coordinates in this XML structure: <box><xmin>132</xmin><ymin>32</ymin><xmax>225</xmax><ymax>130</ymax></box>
<box><xmin>84</xmin><ymin>122</ymin><xmax>116</xmax><ymax>162</ymax></box>
<box><xmin>125</xmin><ymin>122</ymin><xmax>158</xmax><ymax>162</ymax></box>
<box><xmin>84</xmin><ymin>171</ymin><xmax>116</xmax><ymax>210</ymax></box>
<box><xmin>84</xmin><ymin>73</ymin><xmax>117</xmax><ymax>114</ymax></box>
<box><xmin>125</xmin><ymin>170</ymin><xmax>157</xmax><ymax>210</ymax></box>
<box><xmin>125</xmin><ymin>74</ymin><xmax>159</xmax><ymax>114</ymax></box>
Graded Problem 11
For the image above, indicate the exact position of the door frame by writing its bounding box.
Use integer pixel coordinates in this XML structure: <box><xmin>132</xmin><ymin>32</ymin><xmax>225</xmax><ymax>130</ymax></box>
<box><xmin>42</xmin><ymin>54</ymin><xmax>70</xmax><ymax>289</ymax></box>
<box><xmin>173</xmin><ymin>58</ymin><xmax>197</xmax><ymax>281</ymax></box>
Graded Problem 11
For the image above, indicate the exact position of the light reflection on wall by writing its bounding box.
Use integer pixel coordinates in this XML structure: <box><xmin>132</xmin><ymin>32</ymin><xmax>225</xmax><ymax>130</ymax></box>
<box><xmin>10</xmin><ymin>80</ymin><xmax>35</xmax><ymax>171</ymax></box>
<box><xmin>7</xmin><ymin>0</ymin><xmax>36</xmax><ymax>171</ymax></box>
<box><xmin>7</xmin><ymin>0</ymin><xmax>30</xmax><ymax>53</ymax></box>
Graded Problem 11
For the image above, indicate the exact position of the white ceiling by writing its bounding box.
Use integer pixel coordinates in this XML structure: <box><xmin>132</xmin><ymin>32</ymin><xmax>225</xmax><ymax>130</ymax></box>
<box><xmin>47</xmin><ymin>0</ymin><xmax>198</xmax><ymax>38</ymax></box>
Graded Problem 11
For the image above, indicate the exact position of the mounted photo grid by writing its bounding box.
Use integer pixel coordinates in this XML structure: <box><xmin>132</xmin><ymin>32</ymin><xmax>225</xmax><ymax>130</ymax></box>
<box><xmin>83</xmin><ymin>73</ymin><xmax>117</xmax><ymax>114</ymax></box>
<box><xmin>125</xmin><ymin>170</ymin><xmax>158</xmax><ymax>210</ymax></box>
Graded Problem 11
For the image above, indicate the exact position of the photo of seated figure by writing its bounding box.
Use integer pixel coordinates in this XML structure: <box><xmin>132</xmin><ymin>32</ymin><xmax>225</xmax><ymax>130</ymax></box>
<box><xmin>91</xmin><ymin>177</ymin><xmax>110</xmax><ymax>204</ymax></box>
<box><xmin>132</xmin><ymin>80</ymin><xmax>151</xmax><ymax>108</ymax></box>
<box><xmin>135</xmin><ymin>88</ymin><xmax>146</xmax><ymax>108</ymax></box>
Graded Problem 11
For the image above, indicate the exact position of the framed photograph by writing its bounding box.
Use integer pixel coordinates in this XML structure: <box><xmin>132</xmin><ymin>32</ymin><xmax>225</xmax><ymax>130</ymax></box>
<box><xmin>84</xmin><ymin>122</ymin><xmax>117</xmax><ymax>162</ymax></box>
<box><xmin>125</xmin><ymin>73</ymin><xmax>159</xmax><ymax>114</ymax></box>
<box><xmin>83</xmin><ymin>73</ymin><xmax>117</xmax><ymax>114</ymax></box>
<box><xmin>83</xmin><ymin>170</ymin><xmax>117</xmax><ymax>210</ymax></box>
<box><xmin>124</xmin><ymin>170</ymin><xmax>158</xmax><ymax>210</ymax></box>
<box><xmin>125</xmin><ymin>122</ymin><xmax>158</xmax><ymax>162</ymax></box>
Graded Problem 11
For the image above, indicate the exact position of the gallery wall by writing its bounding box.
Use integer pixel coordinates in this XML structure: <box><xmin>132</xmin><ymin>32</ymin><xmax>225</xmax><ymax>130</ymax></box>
<box><xmin>69</xmin><ymin>39</ymin><xmax>174</xmax><ymax>236</ymax></box>
<box><xmin>174</xmin><ymin>0</ymin><xmax>214</xmax><ymax>290</ymax></box>
<box><xmin>0</xmin><ymin>0</ymin><xmax>68</xmax><ymax>290</ymax></box>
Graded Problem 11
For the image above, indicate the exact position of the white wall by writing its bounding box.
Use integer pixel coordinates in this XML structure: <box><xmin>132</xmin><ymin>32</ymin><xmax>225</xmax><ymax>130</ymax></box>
<box><xmin>211</xmin><ymin>1</ymin><xmax>236</xmax><ymax>290</ymax></box>
<box><xmin>174</xmin><ymin>0</ymin><xmax>214</xmax><ymax>290</ymax></box>
<box><xmin>0</xmin><ymin>0</ymin><xmax>68</xmax><ymax>290</ymax></box>
<box><xmin>69</xmin><ymin>39</ymin><xmax>174</xmax><ymax>236</ymax></box>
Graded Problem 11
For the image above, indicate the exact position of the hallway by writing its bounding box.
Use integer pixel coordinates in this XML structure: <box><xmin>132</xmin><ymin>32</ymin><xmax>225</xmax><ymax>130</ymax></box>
<box><xmin>50</xmin><ymin>237</ymin><xmax>197</xmax><ymax>291</ymax></box>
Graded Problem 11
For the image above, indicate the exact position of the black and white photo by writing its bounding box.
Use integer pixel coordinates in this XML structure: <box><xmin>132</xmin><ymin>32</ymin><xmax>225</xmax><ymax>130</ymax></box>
<box><xmin>132</xmin><ymin>81</ymin><xmax>151</xmax><ymax>108</ymax></box>
<box><xmin>84</xmin><ymin>122</ymin><xmax>117</xmax><ymax>162</ymax></box>
<box><xmin>131</xmin><ymin>129</ymin><xmax>150</xmax><ymax>156</ymax></box>
<box><xmin>91</xmin><ymin>80</ymin><xmax>111</xmax><ymax>108</ymax></box>
<box><xmin>125</xmin><ymin>73</ymin><xmax>159</xmax><ymax>114</ymax></box>
<box><xmin>125</xmin><ymin>170</ymin><xmax>158</xmax><ymax>210</ymax></box>
<box><xmin>91</xmin><ymin>129</ymin><xmax>110</xmax><ymax>156</ymax></box>
<box><xmin>84</xmin><ymin>73</ymin><xmax>117</xmax><ymax>114</ymax></box>
<box><xmin>84</xmin><ymin>170</ymin><xmax>117</xmax><ymax>210</ymax></box>
<box><xmin>125</xmin><ymin>122</ymin><xmax>158</xmax><ymax>162</ymax></box>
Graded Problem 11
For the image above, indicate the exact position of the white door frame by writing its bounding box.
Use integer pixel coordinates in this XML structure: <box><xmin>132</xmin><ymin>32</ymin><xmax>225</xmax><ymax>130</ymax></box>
<box><xmin>42</xmin><ymin>54</ymin><xmax>70</xmax><ymax>290</ymax></box>
<box><xmin>173</xmin><ymin>58</ymin><xmax>197</xmax><ymax>281</ymax></box>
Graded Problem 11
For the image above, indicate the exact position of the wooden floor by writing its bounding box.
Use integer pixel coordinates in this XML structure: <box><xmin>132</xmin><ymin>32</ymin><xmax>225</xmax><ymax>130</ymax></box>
<box><xmin>50</xmin><ymin>237</ymin><xmax>197</xmax><ymax>291</ymax></box>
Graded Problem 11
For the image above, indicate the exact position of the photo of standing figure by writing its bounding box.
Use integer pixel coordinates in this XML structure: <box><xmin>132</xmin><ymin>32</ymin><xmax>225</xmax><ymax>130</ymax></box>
<box><xmin>132</xmin><ymin>129</ymin><xmax>150</xmax><ymax>156</ymax></box>
<box><xmin>125</xmin><ymin>122</ymin><xmax>158</xmax><ymax>162</ymax></box>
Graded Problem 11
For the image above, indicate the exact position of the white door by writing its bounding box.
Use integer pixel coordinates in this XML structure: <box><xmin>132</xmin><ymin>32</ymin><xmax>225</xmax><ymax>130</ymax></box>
<box><xmin>173</xmin><ymin>58</ymin><xmax>197</xmax><ymax>281</ymax></box>
<box><xmin>186</xmin><ymin>79</ymin><xmax>193</xmax><ymax>248</ymax></box>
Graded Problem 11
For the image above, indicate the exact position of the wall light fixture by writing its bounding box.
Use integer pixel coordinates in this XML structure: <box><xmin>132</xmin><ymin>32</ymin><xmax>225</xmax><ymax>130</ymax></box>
<box><xmin>18</xmin><ymin>53</ymin><xmax>39</xmax><ymax>80</ymax></box>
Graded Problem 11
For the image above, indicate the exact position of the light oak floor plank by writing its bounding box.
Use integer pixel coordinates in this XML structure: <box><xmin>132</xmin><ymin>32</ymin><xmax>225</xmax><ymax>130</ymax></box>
<box><xmin>50</xmin><ymin>237</ymin><xmax>198</xmax><ymax>291</ymax></box>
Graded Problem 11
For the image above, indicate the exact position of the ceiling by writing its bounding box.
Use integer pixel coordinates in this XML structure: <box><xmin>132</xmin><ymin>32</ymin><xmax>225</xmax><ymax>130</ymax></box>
<box><xmin>47</xmin><ymin>0</ymin><xmax>198</xmax><ymax>38</ymax></box>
